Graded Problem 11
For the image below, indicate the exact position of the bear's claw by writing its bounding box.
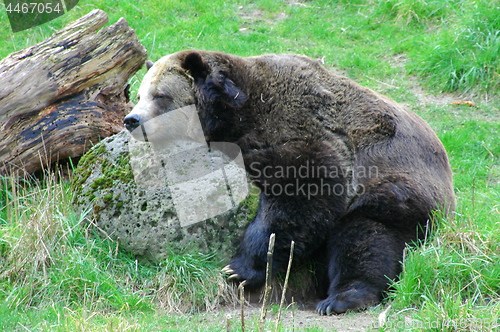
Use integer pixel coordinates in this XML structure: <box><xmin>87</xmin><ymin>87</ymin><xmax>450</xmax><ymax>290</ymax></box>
<box><xmin>316</xmin><ymin>299</ymin><xmax>346</xmax><ymax>315</ymax></box>
<box><xmin>221</xmin><ymin>265</ymin><xmax>234</xmax><ymax>275</ymax></box>
<box><xmin>316</xmin><ymin>285</ymin><xmax>380</xmax><ymax>315</ymax></box>
<box><xmin>227</xmin><ymin>273</ymin><xmax>239</xmax><ymax>280</ymax></box>
<box><xmin>222</xmin><ymin>264</ymin><xmax>245</xmax><ymax>282</ymax></box>
<box><xmin>316</xmin><ymin>303</ymin><xmax>335</xmax><ymax>315</ymax></box>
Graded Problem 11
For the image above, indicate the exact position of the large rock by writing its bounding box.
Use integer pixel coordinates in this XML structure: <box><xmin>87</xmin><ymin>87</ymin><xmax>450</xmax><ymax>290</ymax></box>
<box><xmin>71</xmin><ymin>130</ymin><xmax>258</xmax><ymax>262</ymax></box>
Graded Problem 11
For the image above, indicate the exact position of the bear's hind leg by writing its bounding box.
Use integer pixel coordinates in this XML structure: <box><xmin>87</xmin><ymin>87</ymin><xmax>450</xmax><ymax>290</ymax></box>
<box><xmin>317</xmin><ymin>216</ymin><xmax>406</xmax><ymax>315</ymax></box>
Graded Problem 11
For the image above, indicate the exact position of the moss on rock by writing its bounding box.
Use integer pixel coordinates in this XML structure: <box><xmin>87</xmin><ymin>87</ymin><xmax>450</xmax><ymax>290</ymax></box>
<box><xmin>71</xmin><ymin>130</ymin><xmax>256</xmax><ymax>262</ymax></box>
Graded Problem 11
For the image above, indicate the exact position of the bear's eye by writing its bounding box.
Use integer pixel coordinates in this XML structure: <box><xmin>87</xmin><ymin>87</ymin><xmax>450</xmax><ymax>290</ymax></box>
<box><xmin>153</xmin><ymin>93</ymin><xmax>173</xmax><ymax>102</ymax></box>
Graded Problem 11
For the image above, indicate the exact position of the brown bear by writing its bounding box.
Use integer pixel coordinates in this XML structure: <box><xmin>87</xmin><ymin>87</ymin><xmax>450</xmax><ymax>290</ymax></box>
<box><xmin>124</xmin><ymin>50</ymin><xmax>455</xmax><ymax>314</ymax></box>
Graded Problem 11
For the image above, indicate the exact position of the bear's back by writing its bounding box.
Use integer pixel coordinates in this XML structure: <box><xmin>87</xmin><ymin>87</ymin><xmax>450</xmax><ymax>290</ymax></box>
<box><xmin>242</xmin><ymin>53</ymin><xmax>455</xmax><ymax>214</ymax></box>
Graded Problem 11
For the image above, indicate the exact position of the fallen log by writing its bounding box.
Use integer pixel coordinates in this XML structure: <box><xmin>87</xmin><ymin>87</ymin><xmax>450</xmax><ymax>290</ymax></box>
<box><xmin>0</xmin><ymin>9</ymin><xmax>147</xmax><ymax>175</ymax></box>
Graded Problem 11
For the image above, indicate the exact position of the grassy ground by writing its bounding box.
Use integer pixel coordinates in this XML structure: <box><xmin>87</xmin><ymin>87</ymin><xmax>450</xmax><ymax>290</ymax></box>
<box><xmin>1</xmin><ymin>0</ymin><xmax>499</xmax><ymax>331</ymax></box>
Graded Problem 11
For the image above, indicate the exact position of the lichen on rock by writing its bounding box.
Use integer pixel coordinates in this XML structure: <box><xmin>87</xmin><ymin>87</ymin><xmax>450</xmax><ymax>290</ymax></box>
<box><xmin>71</xmin><ymin>130</ymin><xmax>257</xmax><ymax>262</ymax></box>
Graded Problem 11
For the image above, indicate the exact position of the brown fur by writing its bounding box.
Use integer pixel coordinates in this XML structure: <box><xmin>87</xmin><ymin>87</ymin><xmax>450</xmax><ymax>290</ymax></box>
<box><xmin>124</xmin><ymin>50</ymin><xmax>455</xmax><ymax>314</ymax></box>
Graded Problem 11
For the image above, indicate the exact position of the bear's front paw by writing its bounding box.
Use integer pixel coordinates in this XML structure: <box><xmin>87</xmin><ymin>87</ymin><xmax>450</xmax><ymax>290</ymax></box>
<box><xmin>221</xmin><ymin>258</ymin><xmax>266</xmax><ymax>289</ymax></box>
<box><xmin>316</xmin><ymin>286</ymin><xmax>379</xmax><ymax>315</ymax></box>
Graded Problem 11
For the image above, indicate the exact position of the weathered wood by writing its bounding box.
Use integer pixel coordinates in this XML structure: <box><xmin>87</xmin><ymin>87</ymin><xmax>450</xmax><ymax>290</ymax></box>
<box><xmin>0</xmin><ymin>9</ymin><xmax>147</xmax><ymax>175</ymax></box>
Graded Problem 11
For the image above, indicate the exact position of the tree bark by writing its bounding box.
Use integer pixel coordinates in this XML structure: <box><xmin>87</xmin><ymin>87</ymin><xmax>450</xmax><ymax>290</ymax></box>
<box><xmin>0</xmin><ymin>9</ymin><xmax>147</xmax><ymax>175</ymax></box>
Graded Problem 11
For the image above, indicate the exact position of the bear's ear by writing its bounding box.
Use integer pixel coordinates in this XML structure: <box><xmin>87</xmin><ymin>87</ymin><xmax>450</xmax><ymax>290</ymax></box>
<box><xmin>181</xmin><ymin>52</ymin><xmax>210</xmax><ymax>80</ymax></box>
<box><xmin>181</xmin><ymin>51</ymin><xmax>247</xmax><ymax>108</ymax></box>
<box><xmin>220</xmin><ymin>76</ymin><xmax>247</xmax><ymax>108</ymax></box>
<box><xmin>146</xmin><ymin>60</ymin><xmax>154</xmax><ymax>70</ymax></box>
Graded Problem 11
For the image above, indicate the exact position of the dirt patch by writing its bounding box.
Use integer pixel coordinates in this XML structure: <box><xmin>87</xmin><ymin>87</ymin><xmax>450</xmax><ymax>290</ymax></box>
<box><xmin>218</xmin><ymin>303</ymin><xmax>380</xmax><ymax>331</ymax></box>
<box><xmin>408</xmin><ymin>80</ymin><xmax>457</xmax><ymax>105</ymax></box>
<box><xmin>237</xmin><ymin>6</ymin><xmax>288</xmax><ymax>33</ymax></box>
<box><xmin>388</xmin><ymin>54</ymin><xmax>479</xmax><ymax>106</ymax></box>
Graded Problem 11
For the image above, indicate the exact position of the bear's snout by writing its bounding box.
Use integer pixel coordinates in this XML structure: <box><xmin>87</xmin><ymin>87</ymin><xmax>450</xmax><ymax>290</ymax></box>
<box><xmin>124</xmin><ymin>114</ymin><xmax>141</xmax><ymax>132</ymax></box>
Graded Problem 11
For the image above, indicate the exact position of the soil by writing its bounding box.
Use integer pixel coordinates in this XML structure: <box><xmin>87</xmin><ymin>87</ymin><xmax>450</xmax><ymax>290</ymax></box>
<box><xmin>217</xmin><ymin>302</ymin><xmax>381</xmax><ymax>331</ymax></box>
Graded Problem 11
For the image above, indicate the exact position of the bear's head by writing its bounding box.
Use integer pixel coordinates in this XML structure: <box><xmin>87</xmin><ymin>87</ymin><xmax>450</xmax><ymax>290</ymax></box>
<box><xmin>124</xmin><ymin>51</ymin><xmax>248</xmax><ymax>143</ymax></box>
<box><xmin>124</xmin><ymin>54</ymin><xmax>197</xmax><ymax>142</ymax></box>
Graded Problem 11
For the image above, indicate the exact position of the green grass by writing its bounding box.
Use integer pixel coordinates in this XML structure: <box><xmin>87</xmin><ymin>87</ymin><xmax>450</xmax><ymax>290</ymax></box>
<box><xmin>382</xmin><ymin>114</ymin><xmax>500</xmax><ymax>330</ymax></box>
<box><xmin>1</xmin><ymin>0</ymin><xmax>499</xmax><ymax>94</ymax></box>
<box><xmin>1</xmin><ymin>0</ymin><xmax>499</xmax><ymax>330</ymax></box>
<box><xmin>0</xmin><ymin>172</ymin><xmax>235</xmax><ymax>330</ymax></box>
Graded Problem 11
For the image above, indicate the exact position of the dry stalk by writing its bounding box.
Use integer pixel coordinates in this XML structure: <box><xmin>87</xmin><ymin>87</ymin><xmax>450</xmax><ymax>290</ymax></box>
<box><xmin>259</xmin><ymin>233</ymin><xmax>276</xmax><ymax>331</ymax></box>
<box><xmin>225</xmin><ymin>314</ymin><xmax>231</xmax><ymax>332</ymax></box>
<box><xmin>239</xmin><ymin>280</ymin><xmax>246</xmax><ymax>332</ymax></box>
<box><xmin>275</xmin><ymin>240</ymin><xmax>295</xmax><ymax>331</ymax></box>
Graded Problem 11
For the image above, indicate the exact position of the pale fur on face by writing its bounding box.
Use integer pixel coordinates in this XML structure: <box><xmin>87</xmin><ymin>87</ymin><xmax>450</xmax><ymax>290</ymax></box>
<box><xmin>126</xmin><ymin>55</ymin><xmax>200</xmax><ymax>143</ymax></box>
